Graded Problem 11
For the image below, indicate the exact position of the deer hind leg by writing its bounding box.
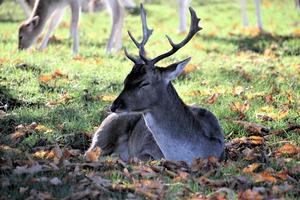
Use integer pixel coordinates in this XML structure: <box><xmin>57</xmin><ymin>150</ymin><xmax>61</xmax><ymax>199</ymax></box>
<box><xmin>70</xmin><ymin>0</ymin><xmax>81</xmax><ymax>55</ymax></box>
<box><xmin>85</xmin><ymin>113</ymin><xmax>141</xmax><ymax>161</ymax></box>
<box><xmin>39</xmin><ymin>8</ymin><xmax>65</xmax><ymax>51</ymax></box>
<box><xmin>254</xmin><ymin>0</ymin><xmax>263</xmax><ymax>30</ymax></box>
<box><xmin>16</xmin><ymin>0</ymin><xmax>31</xmax><ymax>18</ymax></box>
<box><xmin>240</xmin><ymin>0</ymin><xmax>249</xmax><ymax>27</ymax></box>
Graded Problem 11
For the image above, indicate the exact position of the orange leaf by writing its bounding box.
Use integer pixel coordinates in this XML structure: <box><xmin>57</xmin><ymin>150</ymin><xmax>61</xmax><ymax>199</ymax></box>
<box><xmin>293</xmin><ymin>29</ymin><xmax>300</xmax><ymax>37</ymax></box>
<box><xmin>230</xmin><ymin>101</ymin><xmax>250</xmax><ymax>113</ymax></box>
<box><xmin>253</xmin><ymin>171</ymin><xmax>277</xmax><ymax>183</ymax></box>
<box><xmin>182</xmin><ymin>64</ymin><xmax>197</xmax><ymax>75</ymax></box>
<box><xmin>238</xmin><ymin>189</ymin><xmax>263</xmax><ymax>200</ymax></box>
<box><xmin>33</xmin><ymin>150</ymin><xmax>49</xmax><ymax>159</ymax></box>
<box><xmin>39</xmin><ymin>74</ymin><xmax>53</xmax><ymax>83</ymax></box>
<box><xmin>243</xmin><ymin>163</ymin><xmax>261</xmax><ymax>173</ymax></box>
<box><xmin>206</xmin><ymin>93</ymin><xmax>219</xmax><ymax>104</ymax></box>
<box><xmin>85</xmin><ymin>147</ymin><xmax>101</xmax><ymax>162</ymax></box>
<box><xmin>247</xmin><ymin>136</ymin><xmax>265</xmax><ymax>145</ymax></box>
<box><xmin>98</xmin><ymin>95</ymin><xmax>117</xmax><ymax>102</ymax></box>
<box><xmin>53</xmin><ymin>69</ymin><xmax>64</xmax><ymax>77</ymax></box>
<box><xmin>275</xmin><ymin>143</ymin><xmax>299</xmax><ymax>156</ymax></box>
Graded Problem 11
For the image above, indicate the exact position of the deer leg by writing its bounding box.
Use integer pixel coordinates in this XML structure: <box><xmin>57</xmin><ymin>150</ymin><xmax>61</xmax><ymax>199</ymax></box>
<box><xmin>113</xmin><ymin>2</ymin><xmax>125</xmax><ymax>51</ymax></box>
<box><xmin>70</xmin><ymin>0</ymin><xmax>81</xmax><ymax>55</ymax></box>
<box><xmin>297</xmin><ymin>0</ymin><xmax>300</xmax><ymax>10</ymax></box>
<box><xmin>254</xmin><ymin>0</ymin><xmax>263</xmax><ymax>30</ymax></box>
<box><xmin>39</xmin><ymin>8</ymin><xmax>65</xmax><ymax>51</ymax></box>
<box><xmin>16</xmin><ymin>0</ymin><xmax>31</xmax><ymax>18</ymax></box>
<box><xmin>177</xmin><ymin>0</ymin><xmax>190</xmax><ymax>33</ymax></box>
<box><xmin>105</xmin><ymin>0</ymin><xmax>122</xmax><ymax>53</ymax></box>
<box><xmin>240</xmin><ymin>0</ymin><xmax>249</xmax><ymax>27</ymax></box>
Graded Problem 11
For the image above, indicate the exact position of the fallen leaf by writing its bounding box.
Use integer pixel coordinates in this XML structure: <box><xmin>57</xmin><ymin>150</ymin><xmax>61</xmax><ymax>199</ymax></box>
<box><xmin>247</xmin><ymin>136</ymin><xmax>265</xmax><ymax>145</ymax></box>
<box><xmin>230</xmin><ymin>101</ymin><xmax>250</xmax><ymax>113</ymax></box>
<box><xmin>275</xmin><ymin>143</ymin><xmax>299</xmax><ymax>157</ymax></box>
<box><xmin>85</xmin><ymin>147</ymin><xmax>101</xmax><ymax>162</ymax></box>
<box><xmin>243</xmin><ymin>163</ymin><xmax>261</xmax><ymax>173</ymax></box>
<box><xmin>238</xmin><ymin>189</ymin><xmax>263</xmax><ymax>200</ymax></box>
<box><xmin>253</xmin><ymin>171</ymin><xmax>277</xmax><ymax>183</ymax></box>
<box><xmin>264</xmin><ymin>94</ymin><xmax>274</xmax><ymax>104</ymax></box>
<box><xmin>98</xmin><ymin>95</ymin><xmax>117</xmax><ymax>102</ymax></box>
<box><xmin>182</xmin><ymin>64</ymin><xmax>197</xmax><ymax>75</ymax></box>
<box><xmin>38</xmin><ymin>74</ymin><xmax>53</xmax><ymax>83</ymax></box>
<box><xmin>232</xmin><ymin>86</ymin><xmax>244</xmax><ymax>96</ymax></box>
<box><xmin>206</xmin><ymin>93</ymin><xmax>219</xmax><ymax>104</ymax></box>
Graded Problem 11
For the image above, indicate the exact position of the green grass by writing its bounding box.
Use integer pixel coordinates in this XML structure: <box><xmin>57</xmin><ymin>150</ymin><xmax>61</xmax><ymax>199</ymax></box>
<box><xmin>0</xmin><ymin>0</ymin><xmax>300</xmax><ymax>199</ymax></box>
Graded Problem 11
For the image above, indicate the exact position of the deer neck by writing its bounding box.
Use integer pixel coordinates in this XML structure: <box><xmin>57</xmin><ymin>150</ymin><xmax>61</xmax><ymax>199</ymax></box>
<box><xmin>142</xmin><ymin>84</ymin><xmax>202</xmax><ymax>161</ymax></box>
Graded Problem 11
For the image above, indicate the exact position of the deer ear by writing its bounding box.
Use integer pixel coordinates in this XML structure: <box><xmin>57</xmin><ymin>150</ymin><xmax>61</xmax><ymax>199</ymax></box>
<box><xmin>26</xmin><ymin>16</ymin><xmax>39</xmax><ymax>30</ymax></box>
<box><xmin>162</xmin><ymin>57</ymin><xmax>191</xmax><ymax>82</ymax></box>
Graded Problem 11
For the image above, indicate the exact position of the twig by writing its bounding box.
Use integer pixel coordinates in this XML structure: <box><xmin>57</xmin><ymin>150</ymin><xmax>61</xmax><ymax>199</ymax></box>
<box><xmin>265</xmin><ymin>125</ymin><xmax>300</xmax><ymax>139</ymax></box>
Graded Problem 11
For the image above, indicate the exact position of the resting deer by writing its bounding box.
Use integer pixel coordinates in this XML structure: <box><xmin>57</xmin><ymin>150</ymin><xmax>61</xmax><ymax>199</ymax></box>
<box><xmin>85</xmin><ymin>4</ymin><xmax>224</xmax><ymax>164</ymax></box>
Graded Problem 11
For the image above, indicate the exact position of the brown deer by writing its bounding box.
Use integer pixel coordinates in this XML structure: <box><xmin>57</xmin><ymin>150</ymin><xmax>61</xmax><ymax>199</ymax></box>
<box><xmin>85</xmin><ymin>4</ymin><xmax>224</xmax><ymax>164</ymax></box>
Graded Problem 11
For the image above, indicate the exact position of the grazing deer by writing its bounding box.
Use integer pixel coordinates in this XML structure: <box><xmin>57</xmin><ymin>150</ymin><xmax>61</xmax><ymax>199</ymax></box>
<box><xmin>18</xmin><ymin>0</ymin><xmax>82</xmax><ymax>55</ymax></box>
<box><xmin>86</xmin><ymin>4</ymin><xmax>224</xmax><ymax>164</ymax></box>
<box><xmin>18</xmin><ymin>0</ymin><xmax>190</xmax><ymax>54</ymax></box>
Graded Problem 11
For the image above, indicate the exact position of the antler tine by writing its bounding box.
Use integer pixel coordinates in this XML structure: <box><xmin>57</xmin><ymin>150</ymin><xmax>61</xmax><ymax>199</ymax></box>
<box><xmin>126</xmin><ymin>4</ymin><xmax>153</xmax><ymax>64</ymax></box>
<box><xmin>139</xmin><ymin>4</ymin><xmax>153</xmax><ymax>57</ymax></box>
<box><xmin>124</xmin><ymin>48</ymin><xmax>140</xmax><ymax>64</ymax></box>
<box><xmin>151</xmin><ymin>7</ymin><xmax>202</xmax><ymax>65</ymax></box>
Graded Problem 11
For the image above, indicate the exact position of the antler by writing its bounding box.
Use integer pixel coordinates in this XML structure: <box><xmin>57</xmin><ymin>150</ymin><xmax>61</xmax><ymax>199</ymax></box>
<box><xmin>150</xmin><ymin>7</ymin><xmax>202</xmax><ymax>65</ymax></box>
<box><xmin>125</xmin><ymin>5</ymin><xmax>202</xmax><ymax>66</ymax></box>
<box><xmin>125</xmin><ymin>4</ymin><xmax>153</xmax><ymax>64</ymax></box>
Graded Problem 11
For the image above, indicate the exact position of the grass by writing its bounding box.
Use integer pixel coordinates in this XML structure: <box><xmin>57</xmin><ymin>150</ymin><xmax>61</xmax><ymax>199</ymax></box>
<box><xmin>0</xmin><ymin>0</ymin><xmax>300</xmax><ymax>199</ymax></box>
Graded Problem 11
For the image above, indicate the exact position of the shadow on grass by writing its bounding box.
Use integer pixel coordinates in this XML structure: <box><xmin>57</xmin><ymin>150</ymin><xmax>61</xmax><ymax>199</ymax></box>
<box><xmin>199</xmin><ymin>33</ymin><xmax>300</xmax><ymax>56</ymax></box>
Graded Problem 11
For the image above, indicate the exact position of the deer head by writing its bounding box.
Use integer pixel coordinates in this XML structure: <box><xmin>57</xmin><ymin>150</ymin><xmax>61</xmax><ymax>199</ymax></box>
<box><xmin>110</xmin><ymin>4</ymin><xmax>202</xmax><ymax>113</ymax></box>
<box><xmin>18</xmin><ymin>16</ymin><xmax>40</xmax><ymax>50</ymax></box>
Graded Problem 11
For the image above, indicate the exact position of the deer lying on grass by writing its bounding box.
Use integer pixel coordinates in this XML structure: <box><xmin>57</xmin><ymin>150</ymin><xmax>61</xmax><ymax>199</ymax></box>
<box><xmin>18</xmin><ymin>0</ymin><xmax>191</xmax><ymax>55</ymax></box>
<box><xmin>85</xmin><ymin>4</ymin><xmax>224</xmax><ymax>164</ymax></box>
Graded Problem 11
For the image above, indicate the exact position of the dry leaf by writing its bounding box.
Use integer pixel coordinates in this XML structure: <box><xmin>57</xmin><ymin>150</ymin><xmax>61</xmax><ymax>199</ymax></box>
<box><xmin>98</xmin><ymin>95</ymin><xmax>117</xmax><ymax>102</ymax></box>
<box><xmin>85</xmin><ymin>147</ymin><xmax>101</xmax><ymax>162</ymax></box>
<box><xmin>247</xmin><ymin>136</ymin><xmax>265</xmax><ymax>145</ymax></box>
<box><xmin>206</xmin><ymin>93</ymin><xmax>219</xmax><ymax>104</ymax></box>
<box><xmin>264</xmin><ymin>94</ymin><xmax>273</xmax><ymax>104</ymax></box>
<box><xmin>238</xmin><ymin>189</ymin><xmax>263</xmax><ymax>200</ymax></box>
<box><xmin>243</xmin><ymin>163</ymin><xmax>261</xmax><ymax>173</ymax></box>
<box><xmin>230</xmin><ymin>101</ymin><xmax>250</xmax><ymax>113</ymax></box>
<box><xmin>253</xmin><ymin>171</ymin><xmax>277</xmax><ymax>183</ymax></box>
<box><xmin>232</xmin><ymin>86</ymin><xmax>244</xmax><ymax>96</ymax></box>
<box><xmin>39</xmin><ymin>74</ymin><xmax>53</xmax><ymax>83</ymax></box>
<box><xmin>275</xmin><ymin>143</ymin><xmax>299</xmax><ymax>156</ymax></box>
<box><xmin>182</xmin><ymin>64</ymin><xmax>197</xmax><ymax>75</ymax></box>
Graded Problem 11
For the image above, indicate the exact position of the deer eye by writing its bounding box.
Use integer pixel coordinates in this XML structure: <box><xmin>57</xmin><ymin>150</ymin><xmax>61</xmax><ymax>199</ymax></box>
<box><xmin>139</xmin><ymin>82</ymin><xmax>150</xmax><ymax>88</ymax></box>
<box><xmin>19</xmin><ymin>35</ymin><xmax>23</xmax><ymax>41</ymax></box>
